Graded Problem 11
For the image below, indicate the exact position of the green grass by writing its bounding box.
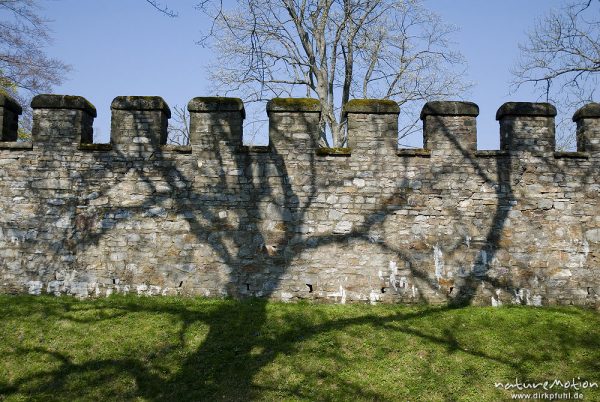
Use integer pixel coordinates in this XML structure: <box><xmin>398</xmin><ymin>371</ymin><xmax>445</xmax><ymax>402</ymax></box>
<box><xmin>0</xmin><ymin>295</ymin><xmax>598</xmax><ymax>401</ymax></box>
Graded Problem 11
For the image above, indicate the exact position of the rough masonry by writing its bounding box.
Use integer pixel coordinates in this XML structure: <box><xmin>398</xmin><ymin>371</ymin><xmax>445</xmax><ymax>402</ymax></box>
<box><xmin>0</xmin><ymin>94</ymin><xmax>599</xmax><ymax>307</ymax></box>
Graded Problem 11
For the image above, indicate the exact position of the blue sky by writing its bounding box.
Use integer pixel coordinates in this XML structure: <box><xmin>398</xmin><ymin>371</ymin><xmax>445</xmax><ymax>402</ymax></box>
<box><xmin>43</xmin><ymin>0</ymin><xmax>568</xmax><ymax>148</ymax></box>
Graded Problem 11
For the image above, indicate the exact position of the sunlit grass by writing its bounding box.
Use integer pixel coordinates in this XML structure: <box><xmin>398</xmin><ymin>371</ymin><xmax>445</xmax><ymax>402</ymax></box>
<box><xmin>0</xmin><ymin>295</ymin><xmax>598</xmax><ymax>401</ymax></box>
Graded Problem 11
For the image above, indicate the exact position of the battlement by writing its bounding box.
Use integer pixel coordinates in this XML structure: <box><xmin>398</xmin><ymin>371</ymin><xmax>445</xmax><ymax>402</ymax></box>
<box><xmin>1</xmin><ymin>94</ymin><xmax>598</xmax><ymax>157</ymax></box>
<box><xmin>0</xmin><ymin>93</ymin><xmax>599</xmax><ymax>307</ymax></box>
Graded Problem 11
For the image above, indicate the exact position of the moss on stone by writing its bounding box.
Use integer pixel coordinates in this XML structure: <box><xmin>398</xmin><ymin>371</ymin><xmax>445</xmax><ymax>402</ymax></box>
<box><xmin>266</xmin><ymin>98</ymin><xmax>321</xmax><ymax>113</ymax></box>
<box><xmin>111</xmin><ymin>96</ymin><xmax>171</xmax><ymax>118</ymax></box>
<box><xmin>554</xmin><ymin>151</ymin><xmax>590</xmax><ymax>159</ymax></box>
<box><xmin>31</xmin><ymin>95</ymin><xmax>97</xmax><ymax>117</ymax></box>
<box><xmin>188</xmin><ymin>97</ymin><xmax>245</xmax><ymax>117</ymax></box>
<box><xmin>495</xmin><ymin>102</ymin><xmax>556</xmax><ymax>120</ymax></box>
<box><xmin>0</xmin><ymin>141</ymin><xmax>32</xmax><ymax>150</ymax></box>
<box><xmin>396</xmin><ymin>148</ymin><xmax>431</xmax><ymax>157</ymax></box>
<box><xmin>420</xmin><ymin>101</ymin><xmax>479</xmax><ymax>120</ymax></box>
<box><xmin>344</xmin><ymin>99</ymin><xmax>399</xmax><ymax>115</ymax></box>
<box><xmin>572</xmin><ymin>103</ymin><xmax>600</xmax><ymax>121</ymax></box>
<box><xmin>192</xmin><ymin>97</ymin><xmax>243</xmax><ymax>105</ymax></box>
<box><xmin>347</xmin><ymin>99</ymin><xmax>398</xmax><ymax>107</ymax></box>
<box><xmin>78</xmin><ymin>143</ymin><xmax>113</xmax><ymax>151</ymax></box>
<box><xmin>315</xmin><ymin>147</ymin><xmax>352</xmax><ymax>156</ymax></box>
<box><xmin>240</xmin><ymin>145</ymin><xmax>271</xmax><ymax>153</ymax></box>
<box><xmin>475</xmin><ymin>150</ymin><xmax>509</xmax><ymax>158</ymax></box>
<box><xmin>161</xmin><ymin>144</ymin><xmax>192</xmax><ymax>154</ymax></box>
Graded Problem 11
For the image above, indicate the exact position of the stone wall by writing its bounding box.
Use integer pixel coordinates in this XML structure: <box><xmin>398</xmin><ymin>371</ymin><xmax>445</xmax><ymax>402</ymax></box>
<box><xmin>0</xmin><ymin>94</ymin><xmax>599</xmax><ymax>307</ymax></box>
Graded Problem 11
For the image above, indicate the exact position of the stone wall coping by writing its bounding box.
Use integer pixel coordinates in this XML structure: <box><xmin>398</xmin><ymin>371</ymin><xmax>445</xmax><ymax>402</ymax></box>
<box><xmin>397</xmin><ymin>148</ymin><xmax>432</xmax><ymax>157</ymax></box>
<box><xmin>420</xmin><ymin>101</ymin><xmax>479</xmax><ymax>120</ymax></box>
<box><xmin>0</xmin><ymin>94</ymin><xmax>23</xmax><ymax>115</ymax></box>
<box><xmin>554</xmin><ymin>151</ymin><xmax>590</xmax><ymax>159</ymax></box>
<box><xmin>161</xmin><ymin>144</ymin><xmax>192</xmax><ymax>154</ymax></box>
<box><xmin>31</xmin><ymin>95</ymin><xmax>97</xmax><ymax>118</ymax></box>
<box><xmin>343</xmin><ymin>99</ymin><xmax>400</xmax><ymax>115</ymax></box>
<box><xmin>188</xmin><ymin>97</ymin><xmax>245</xmax><ymax>119</ymax></box>
<box><xmin>266</xmin><ymin>98</ymin><xmax>321</xmax><ymax>114</ymax></box>
<box><xmin>78</xmin><ymin>143</ymin><xmax>113</xmax><ymax>152</ymax></box>
<box><xmin>496</xmin><ymin>102</ymin><xmax>557</xmax><ymax>120</ymax></box>
<box><xmin>316</xmin><ymin>147</ymin><xmax>352</xmax><ymax>156</ymax></box>
<box><xmin>0</xmin><ymin>141</ymin><xmax>32</xmax><ymax>149</ymax></box>
<box><xmin>111</xmin><ymin>96</ymin><xmax>171</xmax><ymax>118</ymax></box>
<box><xmin>240</xmin><ymin>145</ymin><xmax>271</xmax><ymax>153</ymax></box>
<box><xmin>475</xmin><ymin>150</ymin><xmax>509</xmax><ymax>158</ymax></box>
<box><xmin>573</xmin><ymin>103</ymin><xmax>600</xmax><ymax>121</ymax></box>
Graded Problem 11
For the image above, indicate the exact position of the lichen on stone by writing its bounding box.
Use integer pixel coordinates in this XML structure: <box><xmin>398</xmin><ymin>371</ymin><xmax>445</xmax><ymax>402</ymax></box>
<box><xmin>315</xmin><ymin>147</ymin><xmax>352</xmax><ymax>156</ymax></box>
<box><xmin>31</xmin><ymin>95</ymin><xmax>97</xmax><ymax>117</ymax></box>
<box><xmin>111</xmin><ymin>96</ymin><xmax>171</xmax><ymax>118</ymax></box>
<box><xmin>344</xmin><ymin>99</ymin><xmax>400</xmax><ymax>115</ymax></box>
<box><xmin>397</xmin><ymin>148</ymin><xmax>431</xmax><ymax>157</ymax></box>
<box><xmin>78</xmin><ymin>143</ymin><xmax>113</xmax><ymax>151</ymax></box>
<box><xmin>187</xmin><ymin>97</ymin><xmax>245</xmax><ymax>117</ymax></box>
<box><xmin>266</xmin><ymin>98</ymin><xmax>321</xmax><ymax>113</ymax></box>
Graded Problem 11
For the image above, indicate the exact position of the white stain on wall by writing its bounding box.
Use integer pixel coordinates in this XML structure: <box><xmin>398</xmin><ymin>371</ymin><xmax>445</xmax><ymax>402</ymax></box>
<box><xmin>491</xmin><ymin>289</ymin><xmax>503</xmax><ymax>307</ymax></box>
<box><xmin>369</xmin><ymin>290</ymin><xmax>380</xmax><ymax>305</ymax></box>
<box><xmin>433</xmin><ymin>245</ymin><xmax>444</xmax><ymax>279</ymax></box>
<box><xmin>389</xmin><ymin>261</ymin><xmax>398</xmax><ymax>291</ymax></box>
<box><xmin>27</xmin><ymin>281</ymin><xmax>42</xmax><ymax>295</ymax></box>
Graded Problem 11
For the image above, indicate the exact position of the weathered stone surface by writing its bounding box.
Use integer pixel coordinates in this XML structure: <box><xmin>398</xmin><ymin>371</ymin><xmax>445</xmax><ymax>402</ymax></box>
<box><xmin>573</xmin><ymin>103</ymin><xmax>600</xmax><ymax>121</ymax></box>
<box><xmin>422</xmin><ymin>102</ymin><xmax>479</xmax><ymax>154</ymax></box>
<box><xmin>346</xmin><ymin>100</ymin><xmax>399</xmax><ymax>157</ymax></box>
<box><xmin>0</xmin><ymin>96</ymin><xmax>599</xmax><ymax>309</ymax></box>
<box><xmin>110</xmin><ymin>96</ymin><xmax>170</xmax><ymax>146</ymax></box>
<box><xmin>31</xmin><ymin>103</ymin><xmax>95</xmax><ymax>144</ymax></box>
<box><xmin>573</xmin><ymin>103</ymin><xmax>600</xmax><ymax>153</ymax></box>
<box><xmin>496</xmin><ymin>102</ymin><xmax>557</xmax><ymax>120</ymax></box>
<box><xmin>31</xmin><ymin>94</ymin><xmax>97</xmax><ymax>117</ymax></box>
<box><xmin>497</xmin><ymin>102</ymin><xmax>557</xmax><ymax>153</ymax></box>
<box><xmin>420</xmin><ymin>101</ymin><xmax>479</xmax><ymax>119</ymax></box>
<box><xmin>0</xmin><ymin>141</ymin><xmax>33</xmax><ymax>149</ymax></box>
<box><xmin>586</xmin><ymin>229</ymin><xmax>600</xmax><ymax>243</ymax></box>
<box><xmin>188</xmin><ymin>97</ymin><xmax>245</xmax><ymax>118</ymax></box>
<box><xmin>268</xmin><ymin>101</ymin><xmax>321</xmax><ymax>153</ymax></box>
<box><xmin>189</xmin><ymin>98</ymin><xmax>245</xmax><ymax>151</ymax></box>
<box><xmin>315</xmin><ymin>147</ymin><xmax>352</xmax><ymax>156</ymax></box>
<box><xmin>344</xmin><ymin>99</ymin><xmax>399</xmax><ymax>115</ymax></box>
<box><xmin>111</xmin><ymin>96</ymin><xmax>170</xmax><ymax>118</ymax></box>
<box><xmin>266</xmin><ymin>98</ymin><xmax>321</xmax><ymax>114</ymax></box>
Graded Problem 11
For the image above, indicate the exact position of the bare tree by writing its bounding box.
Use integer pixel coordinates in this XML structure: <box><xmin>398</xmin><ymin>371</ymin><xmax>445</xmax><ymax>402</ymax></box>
<box><xmin>145</xmin><ymin>0</ymin><xmax>178</xmax><ymax>17</ymax></box>
<box><xmin>167</xmin><ymin>104</ymin><xmax>191</xmax><ymax>145</ymax></box>
<box><xmin>513</xmin><ymin>0</ymin><xmax>600</xmax><ymax>150</ymax></box>
<box><xmin>0</xmin><ymin>0</ymin><xmax>71</xmax><ymax>132</ymax></box>
<box><xmin>198</xmin><ymin>0</ymin><xmax>470</xmax><ymax>147</ymax></box>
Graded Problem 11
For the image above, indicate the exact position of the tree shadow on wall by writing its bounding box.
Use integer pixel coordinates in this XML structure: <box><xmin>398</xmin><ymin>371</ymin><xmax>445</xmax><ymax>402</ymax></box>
<box><xmin>7</xmin><ymin>105</ymin><xmax>598</xmax><ymax>399</ymax></box>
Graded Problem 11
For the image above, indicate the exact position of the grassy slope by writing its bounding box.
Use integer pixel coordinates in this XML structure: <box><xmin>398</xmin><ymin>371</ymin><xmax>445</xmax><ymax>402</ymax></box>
<box><xmin>0</xmin><ymin>295</ymin><xmax>598</xmax><ymax>401</ymax></box>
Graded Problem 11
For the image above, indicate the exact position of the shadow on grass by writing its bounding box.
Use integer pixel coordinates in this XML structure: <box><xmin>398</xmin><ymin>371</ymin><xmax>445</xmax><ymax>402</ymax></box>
<box><xmin>1</xmin><ymin>296</ymin><xmax>599</xmax><ymax>401</ymax></box>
